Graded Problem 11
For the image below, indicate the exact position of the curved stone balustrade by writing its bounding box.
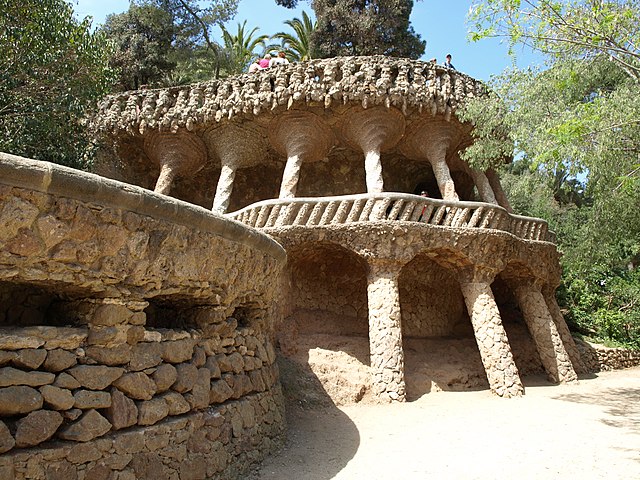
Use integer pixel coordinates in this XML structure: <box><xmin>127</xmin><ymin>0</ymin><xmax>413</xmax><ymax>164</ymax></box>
<box><xmin>228</xmin><ymin>193</ymin><xmax>553</xmax><ymax>243</ymax></box>
<box><xmin>92</xmin><ymin>56</ymin><xmax>485</xmax><ymax>135</ymax></box>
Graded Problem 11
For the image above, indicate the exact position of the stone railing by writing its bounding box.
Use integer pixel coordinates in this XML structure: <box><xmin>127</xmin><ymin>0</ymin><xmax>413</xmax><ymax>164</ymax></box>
<box><xmin>93</xmin><ymin>56</ymin><xmax>485</xmax><ymax>135</ymax></box>
<box><xmin>227</xmin><ymin>193</ymin><xmax>554</xmax><ymax>243</ymax></box>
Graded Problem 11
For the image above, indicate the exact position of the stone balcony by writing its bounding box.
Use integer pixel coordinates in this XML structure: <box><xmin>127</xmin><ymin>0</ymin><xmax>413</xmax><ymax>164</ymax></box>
<box><xmin>228</xmin><ymin>193</ymin><xmax>554</xmax><ymax>243</ymax></box>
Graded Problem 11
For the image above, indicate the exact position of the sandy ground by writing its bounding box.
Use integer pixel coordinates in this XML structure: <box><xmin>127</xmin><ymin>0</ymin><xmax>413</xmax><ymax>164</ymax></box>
<box><xmin>250</xmin><ymin>367</ymin><xmax>640</xmax><ymax>479</ymax></box>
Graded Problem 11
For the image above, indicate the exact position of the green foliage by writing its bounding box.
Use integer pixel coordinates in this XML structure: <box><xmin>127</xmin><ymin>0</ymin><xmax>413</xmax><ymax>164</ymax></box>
<box><xmin>221</xmin><ymin>21</ymin><xmax>269</xmax><ymax>74</ymax></box>
<box><xmin>310</xmin><ymin>0</ymin><xmax>425</xmax><ymax>58</ymax></box>
<box><xmin>272</xmin><ymin>10</ymin><xmax>316</xmax><ymax>62</ymax></box>
<box><xmin>0</xmin><ymin>0</ymin><xmax>115</xmax><ymax>168</ymax></box>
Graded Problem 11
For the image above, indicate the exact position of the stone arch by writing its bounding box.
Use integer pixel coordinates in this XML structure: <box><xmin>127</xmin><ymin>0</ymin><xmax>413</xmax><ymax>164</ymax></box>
<box><xmin>398</xmin><ymin>250</ymin><xmax>488</xmax><ymax>399</ymax></box>
<box><xmin>382</xmin><ymin>155</ymin><xmax>442</xmax><ymax>198</ymax></box>
<box><xmin>285</xmin><ymin>241</ymin><xmax>369</xmax><ymax>338</ymax></box>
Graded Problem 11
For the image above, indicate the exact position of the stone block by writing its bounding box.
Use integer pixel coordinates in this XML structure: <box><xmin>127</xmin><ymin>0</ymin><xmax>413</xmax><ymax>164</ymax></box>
<box><xmin>161</xmin><ymin>339</ymin><xmax>195</xmax><ymax>363</ymax></box>
<box><xmin>0</xmin><ymin>351</ymin><xmax>17</xmax><ymax>366</ymax></box>
<box><xmin>0</xmin><ymin>328</ymin><xmax>44</xmax><ymax>350</ymax></box>
<box><xmin>105</xmin><ymin>389</ymin><xmax>138</xmax><ymax>430</ymax></box>
<box><xmin>204</xmin><ymin>356</ymin><xmax>221</xmax><ymax>379</ymax></box>
<box><xmin>184</xmin><ymin>368</ymin><xmax>210</xmax><ymax>410</ymax></box>
<box><xmin>152</xmin><ymin>363</ymin><xmax>177</xmax><ymax>392</ymax></box>
<box><xmin>215</xmin><ymin>354</ymin><xmax>233</xmax><ymax>373</ymax></box>
<box><xmin>0</xmin><ymin>420</ymin><xmax>15</xmax><ymax>454</ymax></box>
<box><xmin>67</xmin><ymin>443</ymin><xmax>102</xmax><ymax>464</ymax></box>
<box><xmin>74</xmin><ymin>390</ymin><xmax>112</xmax><ymax>409</ymax></box>
<box><xmin>137</xmin><ymin>398</ymin><xmax>169</xmax><ymax>426</ymax></box>
<box><xmin>87</xmin><ymin>326</ymin><xmax>129</xmax><ymax>347</ymax></box>
<box><xmin>45</xmin><ymin>460</ymin><xmax>78</xmax><ymax>480</ymax></box>
<box><xmin>130</xmin><ymin>452</ymin><xmax>166</xmax><ymax>479</ymax></box>
<box><xmin>209</xmin><ymin>380</ymin><xmax>233</xmax><ymax>405</ymax></box>
<box><xmin>161</xmin><ymin>392</ymin><xmax>191</xmax><ymax>416</ymax></box>
<box><xmin>0</xmin><ymin>386</ymin><xmax>43</xmax><ymax>415</ymax></box>
<box><xmin>68</xmin><ymin>365</ymin><xmax>124</xmax><ymax>390</ymax></box>
<box><xmin>171</xmin><ymin>363</ymin><xmax>198</xmax><ymax>393</ymax></box>
<box><xmin>180</xmin><ymin>457</ymin><xmax>207</xmax><ymax>480</ymax></box>
<box><xmin>0</xmin><ymin>367</ymin><xmax>54</xmax><ymax>387</ymax></box>
<box><xmin>58</xmin><ymin>409</ymin><xmax>112</xmax><ymax>442</ymax></box>
<box><xmin>191</xmin><ymin>347</ymin><xmax>206</xmax><ymax>367</ymax></box>
<box><xmin>113</xmin><ymin>372</ymin><xmax>157</xmax><ymax>400</ymax></box>
<box><xmin>113</xmin><ymin>430</ymin><xmax>145</xmax><ymax>455</ymax></box>
<box><xmin>54</xmin><ymin>372</ymin><xmax>81</xmax><ymax>389</ymax></box>
<box><xmin>86</xmin><ymin>344</ymin><xmax>132</xmax><ymax>366</ymax></box>
<box><xmin>63</xmin><ymin>408</ymin><xmax>83</xmax><ymax>421</ymax></box>
<box><xmin>15</xmin><ymin>410</ymin><xmax>63</xmax><ymax>447</ymax></box>
<box><xmin>43</xmin><ymin>349</ymin><xmax>77</xmax><ymax>372</ymax></box>
<box><xmin>40</xmin><ymin>384</ymin><xmax>75</xmax><ymax>410</ymax></box>
<box><xmin>227</xmin><ymin>352</ymin><xmax>245</xmax><ymax>374</ymax></box>
<box><xmin>92</xmin><ymin>303</ymin><xmax>134</xmax><ymax>326</ymax></box>
<box><xmin>129</xmin><ymin>342</ymin><xmax>162</xmax><ymax>371</ymax></box>
<box><xmin>12</xmin><ymin>348</ymin><xmax>47</xmax><ymax>369</ymax></box>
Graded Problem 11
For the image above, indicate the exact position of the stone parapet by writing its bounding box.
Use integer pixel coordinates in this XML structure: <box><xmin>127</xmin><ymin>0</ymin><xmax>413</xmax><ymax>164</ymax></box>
<box><xmin>576</xmin><ymin>340</ymin><xmax>640</xmax><ymax>372</ymax></box>
<box><xmin>228</xmin><ymin>193</ymin><xmax>553</xmax><ymax>243</ymax></box>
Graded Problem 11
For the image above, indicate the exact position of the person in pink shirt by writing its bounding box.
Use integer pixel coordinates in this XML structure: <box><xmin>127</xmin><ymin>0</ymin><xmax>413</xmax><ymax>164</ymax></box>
<box><xmin>259</xmin><ymin>54</ymin><xmax>271</xmax><ymax>69</ymax></box>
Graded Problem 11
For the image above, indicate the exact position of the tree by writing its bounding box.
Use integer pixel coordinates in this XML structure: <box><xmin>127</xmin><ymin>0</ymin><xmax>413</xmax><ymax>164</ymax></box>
<box><xmin>272</xmin><ymin>10</ymin><xmax>316</xmax><ymax>61</ymax></box>
<box><xmin>275</xmin><ymin>0</ymin><xmax>425</xmax><ymax>59</ymax></box>
<box><xmin>0</xmin><ymin>0</ymin><xmax>115</xmax><ymax>168</ymax></box>
<box><xmin>462</xmin><ymin>1</ymin><xmax>640</xmax><ymax>347</ymax></box>
<box><xmin>102</xmin><ymin>4</ymin><xmax>176</xmax><ymax>90</ymax></box>
<box><xmin>221</xmin><ymin>21</ymin><xmax>269</xmax><ymax>74</ymax></box>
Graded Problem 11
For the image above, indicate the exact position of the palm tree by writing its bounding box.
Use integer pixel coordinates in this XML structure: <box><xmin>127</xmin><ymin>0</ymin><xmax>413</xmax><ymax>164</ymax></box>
<box><xmin>220</xmin><ymin>21</ymin><xmax>269</xmax><ymax>75</ymax></box>
<box><xmin>272</xmin><ymin>10</ymin><xmax>316</xmax><ymax>62</ymax></box>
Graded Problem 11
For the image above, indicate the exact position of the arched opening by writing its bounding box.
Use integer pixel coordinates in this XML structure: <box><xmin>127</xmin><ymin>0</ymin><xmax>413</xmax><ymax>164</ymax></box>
<box><xmin>227</xmin><ymin>163</ymin><xmax>283</xmax><ymax>212</ymax></box>
<box><xmin>382</xmin><ymin>155</ymin><xmax>442</xmax><ymax>198</ymax></box>
<box><xmin>450</xmin><ymin>169</ymin><xmax>477</xmax><ymax>201</ymax></box>
<box><xmin>280</xmin><ymin>241</ymin><xmax>370</xmax><ymax>405</ymax></box>
<box><xmin>492</xmin><ymin>265</ymin><xmax>545</xmax><ymax>378</ymax></box>
<box><xmin>398</xmin><ymin>251</ymin><xmax>487</xmax><ymax>400</ymax></box>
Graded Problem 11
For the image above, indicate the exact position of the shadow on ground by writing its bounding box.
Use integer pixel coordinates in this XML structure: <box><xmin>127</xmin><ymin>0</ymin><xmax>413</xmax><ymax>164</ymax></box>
<box><xmin>552</xmin><ymin>386</ymin><xmax>640</xmax><ymax>433</ymax></box>
<box><xmin>247</xmin><ymin>353</ymin><xmax>360</xmax><ymax>480</ymax></box>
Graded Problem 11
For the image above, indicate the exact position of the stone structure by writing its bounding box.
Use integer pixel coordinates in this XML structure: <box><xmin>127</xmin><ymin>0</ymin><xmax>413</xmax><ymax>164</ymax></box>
<box><xmin>0</xmin><ymin>153</ymin><xmax>285</xmax><ymax>479</ymax></box>
<box><xmin>0</xmin><ymin>55</ymin><xmax>597</xmax><ymax>478</ymax></box>
<box><xmin>91</xmin><ymin>56</ymin><xmax>584</xmax><ymax>404</ymax></box>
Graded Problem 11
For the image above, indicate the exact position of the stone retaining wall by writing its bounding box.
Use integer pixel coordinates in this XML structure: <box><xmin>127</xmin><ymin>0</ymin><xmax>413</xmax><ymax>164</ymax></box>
<box><xmin>0</xmin><ymin>154</ymin><xmax>287</xmax><ymax>479</ymax></box>
<box><xmin>576</xmin><ymin>340</ymin><xmax>640</xmax><ymax>372</ymax></box>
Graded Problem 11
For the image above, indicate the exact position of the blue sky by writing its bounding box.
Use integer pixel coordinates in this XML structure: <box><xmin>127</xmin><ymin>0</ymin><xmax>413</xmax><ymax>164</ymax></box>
<box><xmin>73</xmin><ymin>0</ymin><xmax>541</xmax><ymax>81</ymax></box>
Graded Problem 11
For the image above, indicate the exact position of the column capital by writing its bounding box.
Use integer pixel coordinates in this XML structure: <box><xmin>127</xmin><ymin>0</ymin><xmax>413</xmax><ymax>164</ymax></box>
<box><xmin>458</xmin><ymin>265</ymin><xmax>498</xmax><ymax>285</ymax></box>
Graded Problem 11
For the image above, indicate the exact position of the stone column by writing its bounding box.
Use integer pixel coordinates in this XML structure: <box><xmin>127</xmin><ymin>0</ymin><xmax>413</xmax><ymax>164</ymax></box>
<box><xmin>212</xmin><ymin>164</ymin><xmax>237</xmax><ymax>214</ymax></box>
<box><xmin>270</xmin><ymin>112</ymin><xmax>334</xmax><ymax>199</ymax></box>
<box><xmin>514</xmin><ymin>282</ymin><xmax>578</xmax><ymax>383</ymax></box>
<box><xmin>367</xmin><ymin>260</ymin><xmax>405</xmax><ymax>402</ymax></box>
<box><xmin>469</xmin><ymin>169</ymin><xmax>498</xmax><ymax>205</ymax></box>
<box><xmin>459</xmin><ymin>270</ymin><xmax>524</xmax><ymax>397</ymax></box>
<box><xmin>428</xmin><ymin>145</ymin><xmax>459</xmax><ymax>201</ymax></box>
<box><xmin>341</xmin><ymin>107</ymin><xmax>405</xmax><ymax>194</ymax></box>
<box><xmin>143</xmin><ymin>132</ymin><xmax>207</xmax><ymax>196</ymax></box>
<box><xmin>486</xmin><ymin>168</ymin><xmax>513</xmax><ymax>213</ymax></box>
<box><xmin>542</xmin><ymin>286</ymin><xmax>586</xmax><ymax>374</ymax></box>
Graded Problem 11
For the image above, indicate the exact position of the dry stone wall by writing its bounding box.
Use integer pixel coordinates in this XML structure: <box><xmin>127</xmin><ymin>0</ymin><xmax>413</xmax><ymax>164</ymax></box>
<box><xmin>0</xmin><ymin>154</ymin><xmax>287</xmax><ymax>479</ymax></box>
<box><xmin>575</xmin><ymin>340</ymin><xmax>640</xmax><ymax>372</ymax></box>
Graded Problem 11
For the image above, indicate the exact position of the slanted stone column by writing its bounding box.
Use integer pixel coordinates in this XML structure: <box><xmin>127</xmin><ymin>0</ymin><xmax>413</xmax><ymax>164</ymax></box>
<box><xmin>459</xmin><ymin>269</ymin><xmax>524</xmax><ymax>397</ymax></box>
<box><xmin>542</xmin><ymin>286</ymin><xmax>587</xmax><ymax>374</ymax></box>
<box><xmin>212</xmin><ymin>164</ymin><xmax>237</xmax><ymax>214</ymax></box>
<box><xmin>270</xmin><ymin>112</ymin><xmax>334</xmax><ymax>198</ymax></box>
<box><xmin>342</xmin><ymin>107</ymin><xmax>405</xmax><ymax>193</ymax></box>
<box><xmin>514</xmin><ymin>282</ymin><xmax>578</xmax><ymax>383</ymax></box>
<box><xmin>400</xmin><ymin>120</ymin><xmax>460</xmax><ymax>201</ymax></box>
<box><xmin>469</xmin><ymin>169</ymin><xmax>498</xmax><ymax>205</ymax></box>
<box><xmin>143</xmin><ymin>132</ymin><xmax>207</xmax><ymax>196</ymax></box>
<box><xmin>486</xmin><ymin>168</ymin><xmax>513</xmax><ymax>213</ymax></box>
<box><xmin>367</xmin><ymin>259</ymin><xmax>405</xmax><ymax>402</ymax></box>
<box><xmin>204</xmin><ymin>125</ymin><xmax>266</xmax><ymax>214</ymax></box>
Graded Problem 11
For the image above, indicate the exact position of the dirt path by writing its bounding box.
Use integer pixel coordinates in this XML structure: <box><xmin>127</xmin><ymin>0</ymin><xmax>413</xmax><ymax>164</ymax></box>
<box><xmin>250</xmin><ymin>368</ymin><xmax>640</xmax><ymax>479</ymax></box>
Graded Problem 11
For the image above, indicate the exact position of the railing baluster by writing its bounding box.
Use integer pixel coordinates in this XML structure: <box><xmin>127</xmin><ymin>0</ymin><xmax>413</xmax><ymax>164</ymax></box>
<box><xmin>247</xmin><ymin>207</ymin><xmax>259</xmax><ymax>227</ymax></box>
<box><xmin>370</xmin><ymin>197</ymin><xmax>392</xmax><ymax>221</ymax></box>
<box><xmin>480</xmin><ymin>208</ymin><xmax>495</xmax><ymax>228</ymax></box>
<box><xmin>387</xmin><ymin>199</ymin><xmax>403</xmax><ymax>220</ymax></box>
<box><xmin>400</xmin><ymin>201</ymin><xmax>416</xmax><ymax>221</ymax></box>
<box><xmin>293</xmin><ymin>203</ymin><xmax>311</xmax><ymax>225</ymax></box>
<box><xmin>319</xmin><ymin>200</ymin><xmax>338</xmax><ymax>225</ymax></box>
<box><xmin>420</xmin><ymin>205</ymin><xmax>435</xmax><ymax>223</ymax></box>
<box><xmin>443</xmin><ymin>206</ymin><xmax>457</xmax><ymax>226</ymax></box>
<box><xmin>346</xmin><ymin>199</ymin><xmax>366</xmax><ymax>223</ymax></box>
<box><xmin>332</xmin><ymin>200</ymin><xmax>351</xmax><ymax>223</ymax></box>
<box><xmin>265</xmin><ymin>204</ymin><xmax>281</xmax><ymax>227</ymax></box>
<box><xmin>431</xmin><ymin>205</ymin><xmax>448</xmax><ymax>225</ymax></box>
<box><xmin>276</xmin><ymin>203</ymin><xmax>296</xmax><ymax>226</ymax></box>
<box><xmin>358</xmin><ymin>198</ymin><xmax>376</xmax><ymax>221</ymax></box>
<box><xmin>307</xmin><ymin>202</ymin><xmax>325</xmax><ymax>225</ymax></box>
<box><xmin>467</xmin><ymin>206</ymin><xmax>483</xmax><ymax>227</ymax></box>
<box><xmin>255</xmin><ymin>205</ymin><xmax>272</xmax><ymax>228</ymax></box>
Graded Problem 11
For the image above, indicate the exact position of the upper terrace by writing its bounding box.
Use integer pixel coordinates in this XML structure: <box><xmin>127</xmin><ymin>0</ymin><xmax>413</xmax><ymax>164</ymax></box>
<box><xmin>92</xmin><ymin>56</ymin><xmax>526</xmax><ymax>231</ymax></box>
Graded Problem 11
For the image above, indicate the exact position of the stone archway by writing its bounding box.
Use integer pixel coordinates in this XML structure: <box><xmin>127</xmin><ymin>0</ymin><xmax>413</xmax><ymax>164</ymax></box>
<box><xmin>281</xmin><ymin>241</ymin><xmax>371</xmax><ymax>405</ymax></box>
<box><xmin>398</xmin><ymin>251</ymin><xmax>488</xmax><ymax>400</ymax></box>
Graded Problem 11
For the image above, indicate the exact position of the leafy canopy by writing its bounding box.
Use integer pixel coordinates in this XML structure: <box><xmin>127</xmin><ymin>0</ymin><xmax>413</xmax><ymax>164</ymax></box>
<box><xmin>0</xmin><ymin>0</ymin><xmax>114</xmax><ymax>167</ymax></box>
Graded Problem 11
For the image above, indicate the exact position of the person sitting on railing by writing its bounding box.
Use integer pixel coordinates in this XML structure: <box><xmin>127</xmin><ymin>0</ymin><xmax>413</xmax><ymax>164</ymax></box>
<box><xmin>443</xmin><ymin>54</ymin><xmax>456</xmax><ymax>70</ymax></box>
<box><xmin>248</xmin><ymin>59</ymin><xmax>261</xmax><ymax>73</ymax></box>
<box><xmin>259</xmin><ymin>54</ymin><xmax>272</xmax><ymax>69</ymax></box>
<box><xmin>269</xmin><ymin>51</ymin><xmax>290</xmax><ymax>67</ymax></box>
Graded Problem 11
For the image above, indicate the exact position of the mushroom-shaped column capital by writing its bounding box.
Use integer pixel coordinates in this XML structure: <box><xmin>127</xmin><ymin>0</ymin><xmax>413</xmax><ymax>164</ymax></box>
<box><xmin>270</xmin><ymin>111</ymin><xmax>334</xmax><ymax>199</ymax></box>
<box><xmin>341</xmin><ymin>106</ymin><xmax>406</xmax><ymax>194</ymax></box>
<box><xmin>143</xmin><ymin>131</ymin><xmax>207</xmax><ymax>195</ymax></box>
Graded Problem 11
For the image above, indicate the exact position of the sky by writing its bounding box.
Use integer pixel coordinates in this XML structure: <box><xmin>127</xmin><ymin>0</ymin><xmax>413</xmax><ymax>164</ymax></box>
<box><xmin>73</xmin><ymin>0</ymin><xmax>542</xmax><ymax>81</ymax></box>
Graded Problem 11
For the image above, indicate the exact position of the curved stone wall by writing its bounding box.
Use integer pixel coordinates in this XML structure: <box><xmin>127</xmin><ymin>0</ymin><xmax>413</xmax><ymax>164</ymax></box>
<box><xmin>0</xmin><ymin>154</ymin><xmax>286</xmax><ymax>479</ymax></box>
